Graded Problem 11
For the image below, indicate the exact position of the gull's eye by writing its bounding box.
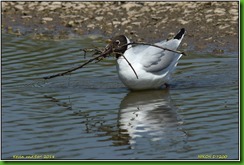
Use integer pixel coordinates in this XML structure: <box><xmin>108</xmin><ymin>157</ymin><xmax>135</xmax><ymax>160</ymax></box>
<box><xmin>115</xmin><ymin>40</ymin><xmax>120</xmax><ymax>45</ymax></box>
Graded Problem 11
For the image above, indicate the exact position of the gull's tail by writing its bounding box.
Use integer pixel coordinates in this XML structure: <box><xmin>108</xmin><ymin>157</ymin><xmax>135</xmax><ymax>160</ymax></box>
<box><xmin>174</xmin><ymin>28</ymin><xmax>185</xmax><ymax>41</ymax></box>
<box><xmin>164</xmin><ymin>28</ymin><xmax>185</xmax><ymax>50</ymax></box>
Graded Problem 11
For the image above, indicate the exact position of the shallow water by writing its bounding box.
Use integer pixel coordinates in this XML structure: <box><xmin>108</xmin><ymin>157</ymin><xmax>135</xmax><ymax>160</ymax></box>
<box><xmin>2</xmin><ymin>33</ymin><xmax>239</xmax><ymax>160</ymax></box>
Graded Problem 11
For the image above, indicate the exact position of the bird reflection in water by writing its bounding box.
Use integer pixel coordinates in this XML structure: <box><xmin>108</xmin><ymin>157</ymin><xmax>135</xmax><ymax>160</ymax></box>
<box><xmin>68</xmin><ymin>88</ymin><xmax>188</xmax><ymax>152</ymax></box>
<box><xmin>117</xmin><ymin>89</ymin><xmax>188</xmax><ymax>150</ymax></box>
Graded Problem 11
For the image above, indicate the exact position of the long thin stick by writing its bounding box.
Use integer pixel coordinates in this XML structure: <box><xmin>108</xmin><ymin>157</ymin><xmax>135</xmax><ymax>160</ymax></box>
<box><xmin>43</xmin><ymin>49</ymin><xmax>111</xmax><ymax>79</ymax></box>
<box><xmin>43</xmin><ymin>41</ymin><xmax>185</xmax><ymax>80</ymax></box>
<box><xmin>124</xmin><ymin>42</ymin><xmax>187</xmax><ymax>56</ymax></box>
<box><xmin>121</xmin><ymin>54</ymin><xmax>139</xmax><ymax>79</ymax></box>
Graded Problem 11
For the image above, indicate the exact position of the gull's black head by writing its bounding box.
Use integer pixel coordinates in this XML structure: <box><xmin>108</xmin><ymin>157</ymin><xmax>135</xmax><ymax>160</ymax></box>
<box><xmin>108</xmin><ymin>35</ymin><xmax>128</xmax><ymax>58</ymax></box>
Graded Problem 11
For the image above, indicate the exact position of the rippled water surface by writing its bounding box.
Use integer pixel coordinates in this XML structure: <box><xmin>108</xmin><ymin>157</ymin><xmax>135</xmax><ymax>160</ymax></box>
<box><xmin>2</xmin><ymin>34</ymin><xmax>239</xmax><ymax>160</ymax></box>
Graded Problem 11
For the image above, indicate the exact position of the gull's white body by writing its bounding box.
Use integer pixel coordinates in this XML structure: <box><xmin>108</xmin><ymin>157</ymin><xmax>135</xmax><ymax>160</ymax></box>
<box><xmin>116</xmin><ymin>32</ymin><xmax>184</xmax><ymax>90</ymax></box>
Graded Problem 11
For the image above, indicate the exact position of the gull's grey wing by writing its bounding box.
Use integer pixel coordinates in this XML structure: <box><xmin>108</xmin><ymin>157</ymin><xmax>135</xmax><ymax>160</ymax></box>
<box><xmin>132</xmin><ymin>45</ymin><xmax>150</xmax><ymax>54</ymax></box>
<box><xmin>142</xmin><ymin>50</ymin><xmax>178</xmax><ymax>73</ymax></box>
<box><xmin>137</xmin><ymin>28</ymin><xmax>185</xmax><ymax>73</ymax></box>
<box><xmin>140</xmin><ymin>39</ymin><xmax>182</xmax><ymax>73</ymax></box>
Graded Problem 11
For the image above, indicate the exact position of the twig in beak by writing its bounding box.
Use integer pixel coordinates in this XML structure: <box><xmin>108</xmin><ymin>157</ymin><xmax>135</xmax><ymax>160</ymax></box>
<box><xmin>43</xmin><ymin>39</ymin><xmax>184</xmax><ymax>80</ymax></box>
<box><xmin>43</xmin><ymin>48</ymin><xmax>111</xmax><ymax>79</ymax></box>
<box><xmin>80</xmin><ymin>48</ymin><xmax>103</xmax><ymax>59</ymax></box>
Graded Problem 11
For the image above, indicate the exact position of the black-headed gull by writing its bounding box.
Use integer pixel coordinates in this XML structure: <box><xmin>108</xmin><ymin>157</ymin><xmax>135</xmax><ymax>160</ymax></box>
<box><xmin>109</xmin><ymin>28</ymin><xmax>185</xmax><ymax>90</ymax></box>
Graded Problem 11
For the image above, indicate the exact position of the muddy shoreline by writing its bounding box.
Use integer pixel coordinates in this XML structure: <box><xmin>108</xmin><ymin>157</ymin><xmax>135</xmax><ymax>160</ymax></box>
<box><xmin>1</xmin><ymin>1</ymin><xmax>239</xmax><ymax>55</ymax></box>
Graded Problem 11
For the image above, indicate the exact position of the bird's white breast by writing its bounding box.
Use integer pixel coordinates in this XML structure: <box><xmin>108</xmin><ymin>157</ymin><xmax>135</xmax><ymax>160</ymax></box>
<box><xmin>116</xmin><ymin>57</ymin><xmax>169</xmax><ymax>90</ymax></box>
